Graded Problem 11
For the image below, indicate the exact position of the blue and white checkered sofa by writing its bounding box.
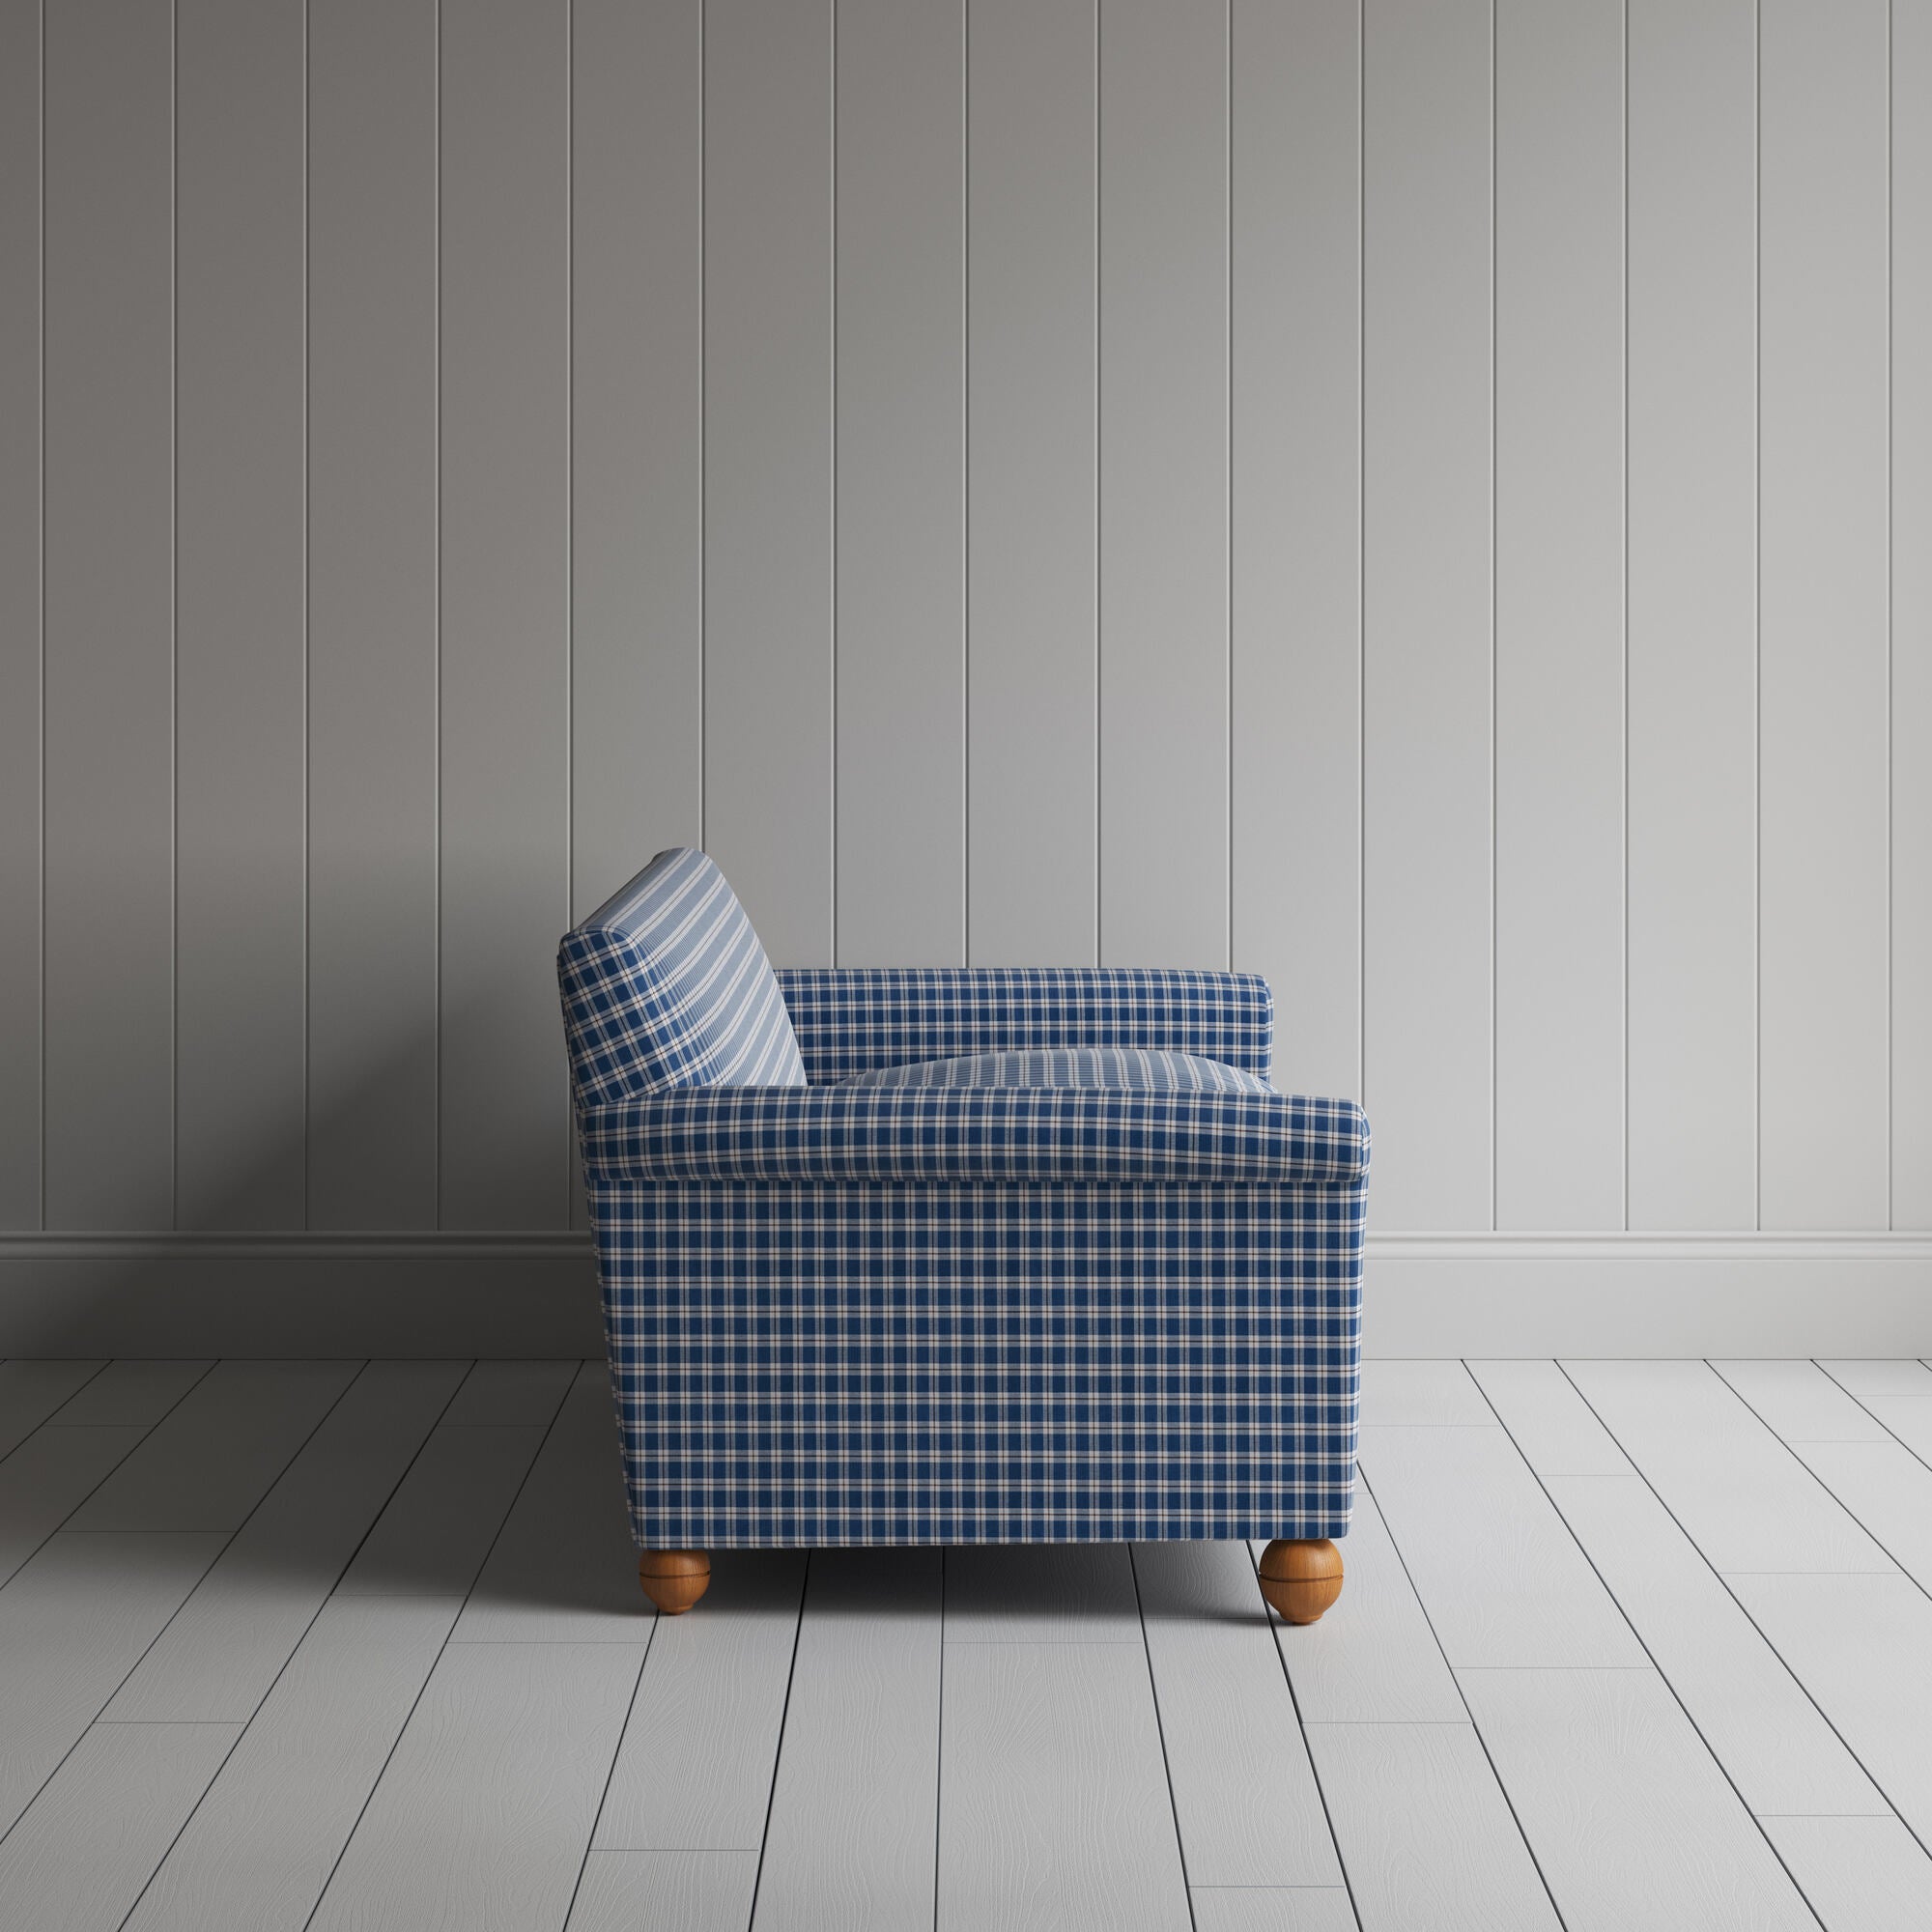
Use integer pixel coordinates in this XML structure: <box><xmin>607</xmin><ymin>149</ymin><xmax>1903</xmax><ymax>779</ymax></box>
<box><xmin>560</xmin><ymin>848</ymin><xmax>1369</xmax><ymax>1621</ymax></box>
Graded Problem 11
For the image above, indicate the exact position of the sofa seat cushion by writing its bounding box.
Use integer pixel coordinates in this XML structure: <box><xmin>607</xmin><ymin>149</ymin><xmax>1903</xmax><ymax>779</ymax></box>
<box><xmin>835</xmin><ymin>1046</ymin><xmax>1273</xmax><ymax>1094</ymax></box>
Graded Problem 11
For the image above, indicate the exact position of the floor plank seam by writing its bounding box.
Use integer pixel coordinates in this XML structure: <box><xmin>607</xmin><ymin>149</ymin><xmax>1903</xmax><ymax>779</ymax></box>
<box><xmin>740</xmin><ymin>1549</ymin><xmax>810</xmax><ymax>1932</ymax></box>
<box><xmin>294</xmin><ymin>1360</ymin><xmax>584</xmax><ymax>1932</ymax></box>
<box><xmin>931</xmin><ymin>1546</ymin><xmax>946</xmax><ymax>1932</ymax></box>
<box><xmin>0</xmin><ymin>1358</ymin><xmax>215</xmax><ymax>1586</ymax></box>
<box><xmin>1704</xmin><ymin>1357</ymin><xmax>1932</xmax><ymax>1608</ymax></box>
<box><xmin>560</xmin><ymin>1611</ymin><xmax>658</xmax><ymax>1930</ymax></box>
<box><xmin>1353</xmin><ymin>1444</ymin><xmax>1575</xmax><ymax>1932</ymax></box>
<box><xmin>106</xmin><ymin>1357</ymin><xmax>490</xmax><ymax>1932</ymax></box>
<box><xmin>0</xmin><ymin>1357</ymin><xmax>376</xmax><ymax>1862</ymax></box>
<box><xmin>1552</xmin><ymin>1359</ymin><xmax>1932</xmax><ymax>1876</ymax></box>
<box><xmin>1124</xmin><ymin>1544</ymin><xmax>1201</xmax><ymax>1932</ymax></box>
<box><xmin>1470</xmin><ymin>1359</ymin><xmax>1834</xmax><ymax>1931</ymax></box>
<box><xmin>1244</xmin><ymin>1543</ymin><xmax>1366</xmax><ymax>1932</ymax></box>
<box><xmin>0</xmin><ymin>1360</ymin><xmax>110</xmax><ymax>1464</ymax></box>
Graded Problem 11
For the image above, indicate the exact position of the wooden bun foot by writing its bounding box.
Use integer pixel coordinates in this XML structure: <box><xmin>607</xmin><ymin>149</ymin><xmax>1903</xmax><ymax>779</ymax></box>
<box><xmin>639</xmin><ymin>1549</ymin><xmax>710</xmax><ymax>1615</ymax></box>
<box><xmin>1258</xmin><ymin>1538</ymin><xmax>1344</xmax><ymax>1624</ymax></box>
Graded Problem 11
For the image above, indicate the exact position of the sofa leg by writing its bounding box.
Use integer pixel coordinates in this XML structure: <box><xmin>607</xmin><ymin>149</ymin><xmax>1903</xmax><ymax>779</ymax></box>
<box><xmin>1258</xmin><ymin>1539</ymin><xmax>1344</xmax><ymax>1625</ymax></box>
<box><xmin>639</xmin><ymin>1549</ymin><xmax>710</xmax><ymax>1615</ymax></box>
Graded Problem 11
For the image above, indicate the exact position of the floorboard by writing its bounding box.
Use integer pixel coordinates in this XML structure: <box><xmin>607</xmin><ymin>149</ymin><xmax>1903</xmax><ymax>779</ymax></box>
<box><xmin>124</xmin><ymin>1596</ymin><xmax>463</xmax><ymax>1932</ymax></box>
<box><xmin>308</xmin><ymin>1642</ymin><xmax>642</xmax><ymax>1932</ymax></box>
<box><xmin>1466</xmin><ymin>1358</ymin><xmax>1634</xmax><ymax>1474</ymax></box>
<box><xmin>938</xmin><ymin>1639</ymin><xmax>1192</xmax><ymax>1932</ymax></box>
<box><xmin>1456</xmin><ymin>1666</ymin><xmax>1819</xmax><ymax>1931</ymax></box>
<box><xmin>1259</xmin><ymin>1489</ymin><xmax>1465</xmax><ymax>1724</ymax></box>
<box><xmin>1477</xmin><ymin>1356</ymin><xmax>1885</xmax><ymax>1815</ymax></box>
<box><xmin>593</xmin><ymin>1550</ymin><xmax>805</xmax><ymax>1853</ymax></box>
<box><xmin>1711</xmin><ymin>1359</ymin><xmax>1890</xmax><ymax>1441</ymax></box>
<box><xmin>1357</xmin><ymin>1424</ymin><xmax>1648</xmax><ymax>1667</ymax></box>
<box><xmin>3</xmin><ymin>1355</ymin><xmax>1931</xmax><ymax>1932</ymax></box>
<box><xmin>450</xmin><ymin>1362</ymin><xmax>645</xmax><ymax>1645</ymax></box>
<box><xmin>1359</xmin><ymin>1358</ymin><xmax>1492</xmax><ymax>1427</ymax></box>
<box><xmin>1543</xmin><ymin>1474</ymin><xmax>1885</xmax><ymax>1816</ymax></box>
<box><xmin>944</xmin><ymin>1542</ymin><xmax>1142</xmax><ymax>1642</ymax></box>
<box><xmin>1859</xmin><ymin>1394</ymin><xmax>1932</xmax><ymax>1463</ymax></box>
<box><xmin>1727</xmin><ymin>1573</ymin><xmax>1932</xmax><ymax>1845</ymax></box>
<box><xmin>0</xmin><ymin>1531</ymin><xmax>228</xmax><ymax>1834</ymax></box>
<box><xmin>44</xmin><ymin>1359</ymin><xmax>213</xmax><ymax>1427</ymax></box>
<box><xmin>1303</xmin><ymin>1721</ymin><xmax>1559</xmax><ymax>1931</ymax></box>
<box><xmin>65</xmin><ymin>1359</ymin><xmax>361</xmax><ymax>1534</ymax></box>
<box><xmin>1818</xmin><ymin>1361</ymin><xmax>1932</xmax><ymax>1397</ymax></box>
<box><xmin>1788</xmin><ymin>1441</ymin><xmax>1932</xmax><ymax>1592</ymax></box>
<box><xmin>1188</xmin><ymin>1889</ymin><xmax>1358</xmax><ymax>1932</ymax></box>
<box><xmin>1759</xmin><ymin>1816</ymin><xmax>1932</xmax><ymax>1932</ymax></box>
<box><xmin>752</xmin><ymin>1548</ymin><xmax>942</xmax><ymax>1932</ymax></box>
<box><xmin>334</xmin><ymin>1418</ymin><xmax>547</xmax><ymax>1596</ymax></box>
<box><xmin>440</xmin><ymin>1356</ymin><xmax>580</xmax><ymax>1426</ymax></box>
<box><xmin>0</xmin><ymin>1720</ymin><xmax>240</xmax><ymax>1932</ymax></box>
<box><xmin>568</xmin><ymin>1850</ymin><xmax>760</xmax><ymax>1932</ymax></box>
<box><xmin>107</xmin><ymin>1359</ymin><xmax>468</xmax><ymax>1720</ymax></box>
<box><xmin>1562</xmin><ymin>1360</ymin><xmax>1896</xmax><ymax>1574</ymax></box>
<box><xmin>1133</xmin><ymin>1540</ymin><xmax>1342</xmax><ymax>1888</ymax></box>
<box><xmin>0</xmin><ymin>1424</ymin><xmax>148</xmax><ymax>1585</ymax></box>
<box><xmin>0</xmin><ymin>1360</ymin><xmax>106</xmax><ymax>1459</ymax></box>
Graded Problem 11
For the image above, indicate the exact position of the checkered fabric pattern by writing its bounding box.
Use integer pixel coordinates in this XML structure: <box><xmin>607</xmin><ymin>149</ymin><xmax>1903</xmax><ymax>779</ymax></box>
<box><xmin>843</xmin><ymin>1046</ymin><xmax>1272</xmax><ymax>1092</ymax></box>
<box><xmin>587</xmin><ymin>1173</ymin><xmax>1362</xmax><ymax>1547</ymax></box>
<box><xmin>776</xmin><ymin>967</ymin><xmax>1273</xmax><ymax>1085</ymax></box>
<box><xmin>566</xmin><ymin>948</ymin><xmax>1366</xmax><ymax>1549</ymax></box>
<box><xmin>579</xmin><ymin>1086</ymin><xmax>1369</xmax><ymax>1186</ymax></box>
<box><xmin>557</xmin><ymin>847</ymin><xmax>805</xmax><ymax>1105</ymax></box>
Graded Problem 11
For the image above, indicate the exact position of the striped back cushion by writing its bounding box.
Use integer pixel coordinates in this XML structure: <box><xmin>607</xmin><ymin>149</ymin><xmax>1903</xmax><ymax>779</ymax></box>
<box><xmin>557</xmin><ymin>848</ymin><xmax>806</xmax><ymax>1106</ymax></box>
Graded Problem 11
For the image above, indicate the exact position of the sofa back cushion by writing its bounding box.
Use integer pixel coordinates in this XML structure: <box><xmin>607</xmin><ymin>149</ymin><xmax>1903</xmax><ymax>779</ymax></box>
<box><xmin>558</xmin><ymin>847</ymin><xmax>806</xmax><ymax>1106</ymax></box>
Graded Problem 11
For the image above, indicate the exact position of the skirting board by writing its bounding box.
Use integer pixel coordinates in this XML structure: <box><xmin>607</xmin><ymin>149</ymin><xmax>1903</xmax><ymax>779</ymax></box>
<box><xmin>0</xmin><ymin>1231</ymin><xmax>1927</xmax><ymax>1357</ymax></box>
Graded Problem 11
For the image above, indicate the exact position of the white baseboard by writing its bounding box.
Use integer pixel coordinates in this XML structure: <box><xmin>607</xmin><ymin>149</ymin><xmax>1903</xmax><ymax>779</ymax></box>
<box><xmin>1363</xmin><ymin>1232</ymin><xmax>1932</xmax><ymax>1355</ymax></box>
<box><xmin>0</xmin><ymin>1229</ymin><xmax>1927</xmax><ymax>1357</ymax></box>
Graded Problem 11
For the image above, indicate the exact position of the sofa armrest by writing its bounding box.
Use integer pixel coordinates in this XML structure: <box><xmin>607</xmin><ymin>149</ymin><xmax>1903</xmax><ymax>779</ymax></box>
<box><xmin>775</xmin><ymin>967</ymin><xmax>1273</xmax><ymax>1085</ymax></box>
<box><xmin>578</xmin><ymin>1085</ymin><xmax>1368</xmax><ymax>1186</ymax></box>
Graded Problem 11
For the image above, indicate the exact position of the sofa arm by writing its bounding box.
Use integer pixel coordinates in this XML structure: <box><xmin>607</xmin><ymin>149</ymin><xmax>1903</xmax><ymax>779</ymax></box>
<box><xmin>578</xmin><ymin>1085</ymin><xmax>1368</xmax><ymax>1186</ymax></box>
<box><xmin>775</xmin><ymin>967</ymin><xmax>1273</xmax><ymax>1085</ymax></box>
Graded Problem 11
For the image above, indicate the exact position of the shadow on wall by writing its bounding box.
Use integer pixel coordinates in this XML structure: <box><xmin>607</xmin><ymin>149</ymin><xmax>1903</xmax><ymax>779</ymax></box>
<box><xmin>4</xmin><ymin>1029</ymin><xmax>601</xmax><ymax>1358</ymax></box>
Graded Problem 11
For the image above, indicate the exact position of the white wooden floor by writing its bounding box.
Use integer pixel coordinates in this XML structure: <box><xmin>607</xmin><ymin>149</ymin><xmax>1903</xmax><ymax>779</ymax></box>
<box><xmin>3</xmin><ymin>1357</ymin><xmax>1932</xmax><ymax>1931</ymax></box>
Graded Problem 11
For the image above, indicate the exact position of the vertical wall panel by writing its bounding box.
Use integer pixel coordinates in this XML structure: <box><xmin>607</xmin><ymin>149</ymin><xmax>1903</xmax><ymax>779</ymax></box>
<box><xmin>835</xmin><ymin>0</ymin><xmax>965</xmax><ymax>967</ymax></box>
<box><xmin>42</xmin><ymin>0</ymin><xmax>175</xmax><ymax>1228</ymax></box>
<box><xmin>1361</xmin><ymin>0</ymin><xmax>1492</xmax><ymax>1229</ymax></box>
<box><xmin>703</xmin><ymin>0</ymin><xmax>835</xmax><ymax>966</ymax></box>
<box><xmin>1625</xmin><ymin>0</ymin><xmax>1757</xmax><ymax>1230</ymax></box>
<box><xmin>571</xmin><ymin>0</ymin><xmax>702</xmax><ymax>922</ymax></box>
<box><xmin>174</xmin><ymin>0</ymin><xmax>306</xmax><ymax>1229</ymax></box>
<box><xmin>1758</xmin><ymin>0</ymin><xmax>1889</xmax><ymax>1230</ymax></box>
<box><xmin>1098</xmin><ymin>0</ymin><xmax>1228</xmax><ymax>968</ymax></box>
<box><xmin>1896</xmin><ymin>0</ymin><xmax>1932</xmax><ymax>1228</ymax></box>
<box><xmin>1492</xmin><ymin>0</ymin><xmax>1625</xmax><ymax>1230</ymax></box>
<box><xmin>439</xmin><ymin>0</ymin><xmax>571</xmax><ymax>1229</ymax></box>
<box><xmin>4</xmin><ymin>5</ymin><xmax>1922</xmax><ymax>1256</ymax></box>
<box><xmin>966</xmin><ymin>0</ymin><xmax>1097</xmax><ymax>966</ymax></box>
<box><xmin>307</xmin><ymin>0</ymin><xmax>440</xmax><ymax>1229</ymax></box>
<box><xmin>1230</xmin><ymin>0</ymin><xmax>1361</xmax><ymax>1101</ymax></box>
<box><xmin>0</xmin><ymin>0</ymin><xmax>40</xmax><ymax>1228</ymax></box>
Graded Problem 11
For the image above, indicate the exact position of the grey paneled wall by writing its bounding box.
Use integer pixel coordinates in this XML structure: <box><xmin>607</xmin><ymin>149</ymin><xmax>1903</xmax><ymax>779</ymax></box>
<box><xmin>1</xmin><ymin>0</ymin><xmax>1925</xmax><ymax>1241</ymax></box>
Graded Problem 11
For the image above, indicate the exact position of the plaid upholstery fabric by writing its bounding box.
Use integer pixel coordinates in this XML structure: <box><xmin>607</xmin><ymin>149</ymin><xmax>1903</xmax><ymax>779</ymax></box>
<box><xmin>558</xmin><ymin>847</ymin><xmax>805</xmax><ymax>1105</ymax></box>
<box><xmin>579</xmin><ymin>1086</ymin><xmax>1369</xmax><ymax>1186</ymax></box>
<box><xmin>589</xmin><ymin>1175</ymin><xmax>1362</xmax><ymax>1546</ymax></box>
<box><xmin>777</xmin><ymin>967</ymin><xmax>1273</xmax><ymax>1085</ymax></box>
<box><xmin>565</xmin><ymin>936</ymin><xmax>1365</xmax><ymax>1550</ymax></box>
<box><xmin>841</xmin><ymin>1046</ymin><xmax>1271</xmax><ymax>1092</ymax></box>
